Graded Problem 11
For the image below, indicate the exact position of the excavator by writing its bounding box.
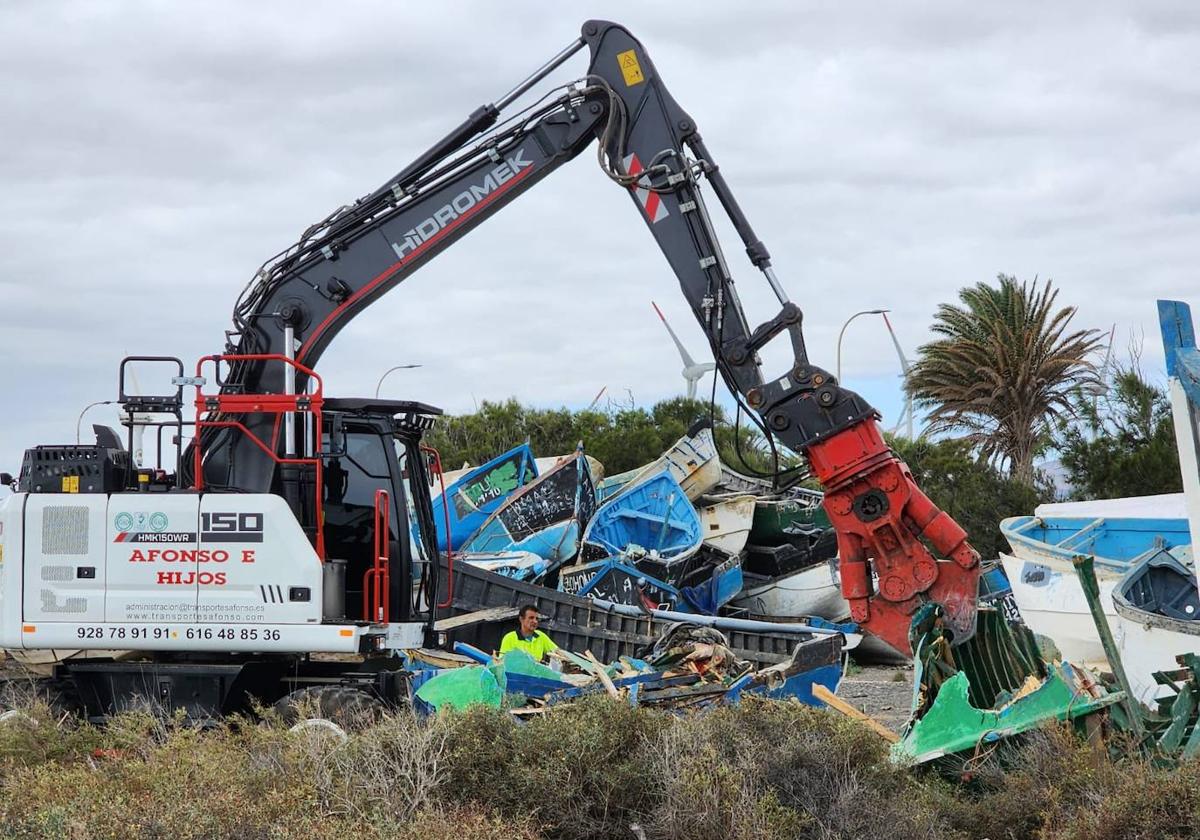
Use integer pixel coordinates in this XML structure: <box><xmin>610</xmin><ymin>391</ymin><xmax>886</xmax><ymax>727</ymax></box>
<box><xmin>0</xmin><ymin>20</ymin><xmax>986</xmax><ymax>719</ymax></box>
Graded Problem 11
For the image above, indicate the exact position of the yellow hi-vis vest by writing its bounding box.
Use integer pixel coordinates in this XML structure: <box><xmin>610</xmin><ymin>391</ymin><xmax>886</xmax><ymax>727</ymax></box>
<box><xmin>499</xmin><ymin>629</ymin><xmax>558</xmax><ymax>662</ymax></box>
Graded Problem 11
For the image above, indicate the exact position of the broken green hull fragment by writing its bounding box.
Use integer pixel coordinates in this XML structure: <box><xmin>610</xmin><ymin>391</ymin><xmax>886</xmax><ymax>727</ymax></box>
<box><xmin>893</xmin><ymin>662</ymin><xmax>1122</xmax><ymax>764</ymax></box>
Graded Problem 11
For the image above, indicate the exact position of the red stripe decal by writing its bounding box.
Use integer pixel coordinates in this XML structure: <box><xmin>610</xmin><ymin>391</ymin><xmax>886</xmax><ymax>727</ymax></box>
<box><xmin>644</xmin><ymin>190</ymin><xmax>662</xmax><ymax>221</ymax></box>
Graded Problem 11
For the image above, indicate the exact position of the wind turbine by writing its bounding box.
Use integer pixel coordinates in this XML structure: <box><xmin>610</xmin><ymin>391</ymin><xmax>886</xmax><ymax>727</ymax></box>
<box><xmin>1083</xmin><ymin>324</ymin><xmax>1117</xmax><ymax>401</ymax></box>
<box><xmin>652</xmin><ymin>301</ymin><xmax>716</xmax><ymax>399</ymax></box>
<box><xmin>881</xmin><ymin>312</ymin><xmax>915</xmax><ymax>440</ymax></box>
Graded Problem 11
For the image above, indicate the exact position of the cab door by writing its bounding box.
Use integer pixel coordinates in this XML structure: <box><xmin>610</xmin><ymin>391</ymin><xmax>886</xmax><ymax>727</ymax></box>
<box><xmin>321</xmin><ymin>422</ymin><xmax>405</xmax><ymax>621</ymax></box>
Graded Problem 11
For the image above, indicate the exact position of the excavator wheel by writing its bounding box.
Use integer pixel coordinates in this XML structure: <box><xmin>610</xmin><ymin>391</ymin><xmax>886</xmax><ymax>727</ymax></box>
<box><xmin>273</xmin><ymin>685</ymin><xmax>384</xmax><ymax>731</ymax></box>
<box><xmin>0</xmin><ymin>676</ymin><xmax>83</xmax><ymax>726</ymax></box>
<box><xmin>37</xmin><ymin>676</ymin><xmax>84</xmax><ymax>722</ymax></box>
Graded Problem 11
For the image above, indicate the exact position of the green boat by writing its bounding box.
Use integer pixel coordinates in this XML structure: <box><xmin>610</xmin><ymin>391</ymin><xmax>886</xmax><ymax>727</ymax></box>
<box><xmin>707</xmin><ymin>466</ymin><xmax>829</xmax><ymax>545</ymax></box>
<box><xmin>748</xmin><ymin>492</ymin><xmax>829</xmax><ymax>545</ymax></box>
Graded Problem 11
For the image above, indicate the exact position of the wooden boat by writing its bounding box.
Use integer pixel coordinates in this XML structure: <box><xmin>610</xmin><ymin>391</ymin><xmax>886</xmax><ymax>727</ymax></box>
<box><xmin>559</xmin><ymin>548</ymin><xmax>743</xmax><ymax>615</ymax></box>
<box><xmin>1112</xmin><ymin>547</ymin><xmax>1200</xmax><ymax>706</ymax></box>
<box><xmin>1000</xmin><ymin>551</ymin><xmax>1118</xmax><ymax>663</ymax></box>
<box><xmin>458</xmin><ymin>550</ymin><xmax>547</xmax><ymax>581</ymax></box>
<box><xmin>536</xmin><ymin>454</ymin><xmax>604</xmax><ymax>481</ymax></box>
<box><xmin>582</xmin><ymin>469</ymin><xmax>702</xmax><ymax>564</ymax></box>
<box><xmin>431</xmin><ymin>443</ymin><xmax>537</xmax><ymax>553</ymax></box>
<box><xmin>733</xmin><ymin>555</ymin><xmax>847</xmax><ymax>622</ymax></box>
<box><xmin>730</xmin><ymin>525</ymin><xmax>841</xmax><ymax>615</ymax></box>
<box><xmin>442</xmin><ymin>453</ymin><xmax>603</xmax><ymax>496</ymax></box>
<box><xmin>697</xmin><ymin>493</ymin><xmax>755</xmax><ymax>555</ymax></box>
<box><xmin>748</xmin><ymin>491</ymin><xmax>830</xmax><ymax>545</ymax></box>
<box><xmin>1001</xmin><ymin>514</ymin><xmax>1193</xmax><ymax>663</ymax></box>
<box><xmin>711</xmin><ymin>464</ymin><xmax>775</xmax><ymax>495</ymax></box>
<box><xmin>595</xmin><ymin>421</ymin><xmax>721</xmax><ymax>502</ymax></box>
<box><xmin>456</xmin><ymin>448</ymin><xmax>595</xmax><ymax>570</ymax></box>
<box><xmin>707</xmin><ymin>465</ymin><xmax>830</xmax><ymax>544</ymax></box>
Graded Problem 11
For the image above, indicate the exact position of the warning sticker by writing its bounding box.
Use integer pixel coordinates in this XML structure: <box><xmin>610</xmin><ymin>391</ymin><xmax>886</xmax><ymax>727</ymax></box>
<box><xmin>617</xmin><ymin>49</ymin><xmax>644</xmax><ymax>86</ymax></box>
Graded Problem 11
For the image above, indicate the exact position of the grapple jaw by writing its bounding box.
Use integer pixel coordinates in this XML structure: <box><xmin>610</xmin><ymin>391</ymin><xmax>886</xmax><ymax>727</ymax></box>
<box><xmin>805</xmin><ymin>420</ymin><xmax>983</xmax><ymax>656</ymax></box>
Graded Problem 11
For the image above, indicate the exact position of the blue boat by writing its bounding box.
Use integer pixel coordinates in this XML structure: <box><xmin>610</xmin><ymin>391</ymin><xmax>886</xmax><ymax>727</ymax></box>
<box><xmin>457</xmin><ymin>448</ymin><xmax>595</xmax><ymax>570</ymax></box>
<box><xmin>432</xmin><ymin>443</ymin><xmax>537</xmax><ymax>553</ymax></box>
<box><xmin>1001</xmin><ymin>515</ymin><xmax>1192</xmax><ymax>577</ymax></box>
<box><xmin>582</xmin><ymin>468</ymin><xmax>702</xmax><ymax>563</ymax></box>
<box><xmin>1000</xmin><ymin>513</ymin><xmax>1193</xmax><ymax>664</ymax></box>
<box><xmin>559</xmin><ymin>550</ymin><xmax>743</xmax><ymax>614</ymax></box>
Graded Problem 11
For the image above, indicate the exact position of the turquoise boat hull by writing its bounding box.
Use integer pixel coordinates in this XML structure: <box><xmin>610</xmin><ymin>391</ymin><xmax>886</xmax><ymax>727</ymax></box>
<box><xmin>432</xmin><ymin>443</ymin><xmax>537</xmax><ymax>553</ymax></box>
<box><xmin>583</xmin><ymin>469</ymin><xmax>702</xmax><ymax>562</ymax></box>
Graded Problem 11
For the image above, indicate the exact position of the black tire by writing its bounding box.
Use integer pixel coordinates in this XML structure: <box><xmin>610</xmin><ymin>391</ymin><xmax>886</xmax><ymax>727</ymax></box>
<box><xmin>36</xmin><ymin>676</ymin><xmax>84</xmax><ymax>722</ymax></box>
<box><xmin>273</xmin><ymin>685</ymin><xmax>383</xmax><ymax>730</ymax></box>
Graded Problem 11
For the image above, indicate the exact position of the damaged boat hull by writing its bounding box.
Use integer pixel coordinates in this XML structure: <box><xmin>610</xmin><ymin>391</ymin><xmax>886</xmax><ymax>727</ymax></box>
<box><xmin>433</xmin><ymin>555</ymin><xmax>846</xmax><ymax>669</ymax></box>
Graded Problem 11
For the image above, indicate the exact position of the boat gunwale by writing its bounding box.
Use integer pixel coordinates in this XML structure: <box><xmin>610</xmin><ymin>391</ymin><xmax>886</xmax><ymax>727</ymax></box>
<box><xmin>1000</xmin><ymin>515</ymin><xmax>1189</xmax><ymax>576</ymax></box>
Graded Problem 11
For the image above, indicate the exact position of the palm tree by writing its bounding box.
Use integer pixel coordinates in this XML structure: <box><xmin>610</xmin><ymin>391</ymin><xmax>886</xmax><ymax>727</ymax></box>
<box><xmin>906</xmin><ymin>275</ymin><xmax>1103</xmax><ymax>483</ymax></box>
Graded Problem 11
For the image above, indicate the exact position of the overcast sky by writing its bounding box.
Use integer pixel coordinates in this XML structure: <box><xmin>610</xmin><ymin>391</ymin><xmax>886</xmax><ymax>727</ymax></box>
<box><xmin>2</xmin><ymin>2</ymin><xmax>1198</xmax><ymax>480</ymax></box>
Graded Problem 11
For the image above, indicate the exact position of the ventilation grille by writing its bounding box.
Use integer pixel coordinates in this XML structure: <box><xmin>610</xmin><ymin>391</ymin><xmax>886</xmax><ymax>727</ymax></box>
<box><xmin>41</xmin><ymin>506</ymin><xmax>89</xmax><ymax>555</ymax></box>
<box><xmin>40</xmin><ymin>591</ymin><xmax>87</xmax><ymax>614</ymax></box>
<box><xmin>40</xmin><ymin>565</ymin><xmax>74</xmax><ymax>582</ymax></box>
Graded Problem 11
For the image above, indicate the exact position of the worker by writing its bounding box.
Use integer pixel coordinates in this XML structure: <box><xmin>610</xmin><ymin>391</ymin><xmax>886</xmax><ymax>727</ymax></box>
<box><xmin>499</xmin><ymin>605</ymin><xmax>558</xmax><ymax>662</ymax></box>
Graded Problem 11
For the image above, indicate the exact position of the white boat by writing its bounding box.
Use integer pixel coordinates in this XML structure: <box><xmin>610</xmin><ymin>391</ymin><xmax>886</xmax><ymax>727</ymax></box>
<box><xmin>731</xmin><ymin>557</ymin><xmax>847</xmax><ymax>621</ymax></box>
<box><xmin>697</xmin><ymin>494</ymin><xmax>755</xmax><ymax>555</ymax></box>
<box><xmin>1000</xmin><ymin>514</ymin><xmax>1191</xmax><ymax>664</ymax></box>
<box><xmin>458</xmin><ymin>550</ymin><xmax>547</xmax><ymax>581</ymax></box>
<box><xmin>731</xmin><ymin>560</ymin><xmax>908</xmax><ymax>661</ymax></box>
<box><xmin>1111</xmin><ymin>547</ymin><xmax>1200</xmax><ymax>706</ymax></box>
<box><xmin>595</xmin><ymin>422</ymin><xmax>720</xmax><ymax>502</ymax></box>
<box><xmin>712</xmin><ymin>464</ymin><xmax>775</xmax><ymax>496</ymax></box>
<box><xmin>999</xmin><ymin>551</ymin><xmax>1118</xmax><ymax>663</ymax></box>
<box><xmin>1101</xmin><ymin>299</ymin><xmax>1200</xmax><ymax>706</ymax></box>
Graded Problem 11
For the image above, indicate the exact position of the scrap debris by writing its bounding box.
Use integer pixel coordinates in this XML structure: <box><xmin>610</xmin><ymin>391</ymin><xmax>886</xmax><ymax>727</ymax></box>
<box><xmin>407</xmin><ymin>623</ymin><xmax>845</xmax><ymax>717</ymax></box>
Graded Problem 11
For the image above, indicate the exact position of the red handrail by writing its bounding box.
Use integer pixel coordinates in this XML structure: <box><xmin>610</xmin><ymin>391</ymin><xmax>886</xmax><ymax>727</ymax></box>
<box><xmin>191</xmin><ymin>354</ymin><xmax>326</xmax><ymax>560</ymax></box>
<box><xmin>423</xmin><ymin>445</ymin><xmax>454</xmax><ymax>609</ymax></box>
<box><xmin>363</xmin><ymin>489</ymin><xmax>390</xmax><ymax>623</ymax></box>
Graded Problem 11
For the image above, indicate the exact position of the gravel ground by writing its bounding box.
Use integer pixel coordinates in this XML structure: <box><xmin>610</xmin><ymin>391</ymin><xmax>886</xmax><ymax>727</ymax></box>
<box><xmin>838</xmin><ymin>663</ymin><xmax>915</xmax><ymax>733</ymax></box>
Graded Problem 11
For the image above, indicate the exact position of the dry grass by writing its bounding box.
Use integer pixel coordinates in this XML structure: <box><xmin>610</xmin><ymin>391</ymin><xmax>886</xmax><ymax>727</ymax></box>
<box><xmin>0</xmin><ymin>690</ymin><xmax>1197</xmax><ymax>839</ymax></box>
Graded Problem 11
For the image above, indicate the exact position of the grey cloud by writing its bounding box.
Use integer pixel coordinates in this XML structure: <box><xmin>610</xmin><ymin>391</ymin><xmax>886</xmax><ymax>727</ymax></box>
<box><xmin>1</xmin><ymin>1</ymin><xmax>1198</xmax><ymax>476</ymax></box>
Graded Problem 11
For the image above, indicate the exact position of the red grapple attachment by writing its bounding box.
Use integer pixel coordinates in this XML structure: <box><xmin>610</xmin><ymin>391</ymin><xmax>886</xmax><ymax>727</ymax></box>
<box><xmin>806</xmin><ymin>419</ymin><xmax>981</xmax><ymax>656</ymax></box>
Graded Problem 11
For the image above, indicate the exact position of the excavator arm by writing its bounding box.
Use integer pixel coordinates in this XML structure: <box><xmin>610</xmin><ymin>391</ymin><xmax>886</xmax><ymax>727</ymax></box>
<box><xmin>202</xmin><ymin>20</ymin><xmax>980</xmax><ymax>655</ymax></box>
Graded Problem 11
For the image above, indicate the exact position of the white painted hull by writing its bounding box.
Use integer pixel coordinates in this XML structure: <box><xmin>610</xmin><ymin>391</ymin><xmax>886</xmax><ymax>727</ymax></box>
<box><xmin>698</xmin><ymin>494</ymin><xmax>755</xmax><ymax>555</ymax></box>
<box><xmin>534</xmin><ymin>455</ymin><xmax>605</xmax><ymax>482</ymax></box>
<box><xmin>1000</xmin><ymin>553</ymin><xmax>1118</xmax><ymax>663</ymax></box>
<box><xmin>731</xmin><ymin>559</ymin><xmax>849</xmax><ymax>621</ymax></box>
<box><xmin>460</xmin><ymin>550</ymin><xmax>545</xmax><ymax>577</ymax></box>
<box><xmin>1112</xmin><ymin>607</ymin><xmax>1200</xmax><ymax>706</ymax></box>
<box><xmin>597</xmin><ymin>427</ymin><xmax>721</xmax><ymax>501</ymax></box>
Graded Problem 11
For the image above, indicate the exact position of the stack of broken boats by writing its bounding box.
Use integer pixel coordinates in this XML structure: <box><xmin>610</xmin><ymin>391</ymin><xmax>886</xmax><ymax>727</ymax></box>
<box><xmin>430</xmin><ymin>420</ymin><xmax>849</xmax><ymax>626</ymax></box>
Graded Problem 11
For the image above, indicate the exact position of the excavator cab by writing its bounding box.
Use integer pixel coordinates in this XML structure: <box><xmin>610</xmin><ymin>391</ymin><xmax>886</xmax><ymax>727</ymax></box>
<box><xmin>317</xmin><ymin>399</ymin><xmax>442</xmax><ymax>627</ymax></box>
<box><xmin>111</xmin><ymin>357</ymin><xmax>443</xmax><ymax>634</ymax></box>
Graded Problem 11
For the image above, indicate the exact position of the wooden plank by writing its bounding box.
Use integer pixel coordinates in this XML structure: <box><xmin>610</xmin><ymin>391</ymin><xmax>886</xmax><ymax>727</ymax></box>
<box><xmin>548</xmin><ymin>647</ymin><xmax>593</xmax><ymax>672</ymax></box>
<box><xmin>584</xmin><ymin>650</ymin><xmax>621</xmax><ymax>699</ymax></box>
<box><xmin>811</xmin><ymin>684</ymin><xmax>901</xmax><ymax>744</ymax></box>
<box><xmin>640</xmin><ymin>684</ymin><xmax>728</xmax><ymax>703</ymax></box>
<box><xmin>433</xmin><ymin>606</ymin><xmax>519</xmax><ymax>632</ymax></box>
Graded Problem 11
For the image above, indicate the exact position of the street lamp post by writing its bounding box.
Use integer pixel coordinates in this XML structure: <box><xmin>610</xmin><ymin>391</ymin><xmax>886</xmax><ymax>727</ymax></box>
<box><xmin>835</xmin><ymin>309</ymin><xmax>889</xmax><ymax>383</ymax></box>
<box><xmin>374</xmin><ymin>364</ymin><xmax>423</xmax><ymax>398</ymax></box>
